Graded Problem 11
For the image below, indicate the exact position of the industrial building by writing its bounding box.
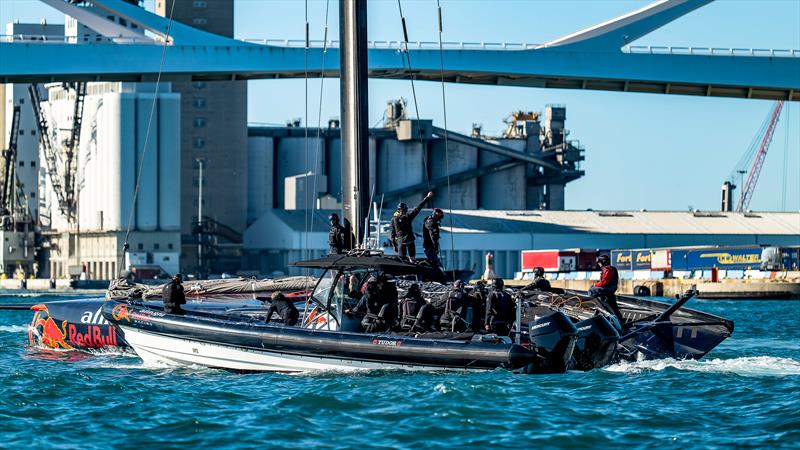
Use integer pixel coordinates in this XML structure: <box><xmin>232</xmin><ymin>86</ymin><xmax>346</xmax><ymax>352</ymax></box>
<box><xmin>243</xmin><ymin>210</ymin><xmax>800</xmax><ymax>278</ymax></box>
<box><xmin>155</xmin><ymin>0</ymin><xmax>248</xmax><ymax>275</ymax></box>
<box><xmin>2</xmin><ymin>5</ymin><xmax>182</xmax><ymax>280</ymax></box>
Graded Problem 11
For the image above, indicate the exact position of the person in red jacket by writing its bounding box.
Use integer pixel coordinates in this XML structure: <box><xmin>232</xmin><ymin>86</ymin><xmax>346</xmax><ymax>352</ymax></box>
<box><xmin>589</xmin><ymin>254</ymin><xmax>623</xmax><ymax>320</ymax></box>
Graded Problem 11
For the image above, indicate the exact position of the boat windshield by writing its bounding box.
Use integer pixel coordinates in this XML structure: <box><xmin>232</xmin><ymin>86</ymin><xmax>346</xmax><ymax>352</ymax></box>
<box><xmin>310</xmin><ymin>269</ymin><xmax>335</xmax><ymax>308</ymax></box>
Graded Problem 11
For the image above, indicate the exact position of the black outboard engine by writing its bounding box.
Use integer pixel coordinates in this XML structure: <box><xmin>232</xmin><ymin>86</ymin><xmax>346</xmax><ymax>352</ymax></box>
<box><xmin>570</xmin><ymin>314</ymin><xmax>620</xmax><ymax>371</ymax></box>
<box><xmin>528</xmin><ymin>311</ymin><xmax>578</xmax><ymax>374</ymax></box>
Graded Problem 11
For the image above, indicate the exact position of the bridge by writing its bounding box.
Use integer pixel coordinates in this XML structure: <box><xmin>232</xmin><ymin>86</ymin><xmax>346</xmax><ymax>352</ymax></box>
<box><xmin>0</xmin><ymin>0</ymin><xmax>797</xmax><ymax>101</ymax></box>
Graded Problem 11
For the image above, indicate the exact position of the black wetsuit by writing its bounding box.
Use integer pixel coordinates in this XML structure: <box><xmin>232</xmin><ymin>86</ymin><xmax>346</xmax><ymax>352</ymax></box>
<box><xmin>524</xmin><ymin>276</ymin><xmax>551</xmax><ymax>292</ymax></box>
<box><xmin>422</xmin><ymin>215</ymin><xmax>441</xmax><ymax>266</ymax></box>
<box><xmin>162</xmin><ymin>279</ymin><xmax>186</xmax><ymax>314</ymax></box>
<box><xmin>486</xmin><ymin>288</ymin><xmax>515</xmax><ymax>336</ymax></box>
<box><xmin>391</xmin><ymin>197</ymin><xmax>429</xmax><ymax>258</ymax></box>
<box><xmin>468</xmin><ymin>286</ymin><xmax>488</xmax><ymax>332</ymax></box>
<box><xmin>328</xmin><ymin>223</ymin><xmax>347</xmax><ymax>254</ymax></box>
<box><xmin>440</xmin><ymin>288</ymin><xmax>467</xmax><ymax>332</ymax></box>
<box><xmin>265</xmin><ymin>297</ymin><xmax>299</xmax><ymax>326</ymax></box>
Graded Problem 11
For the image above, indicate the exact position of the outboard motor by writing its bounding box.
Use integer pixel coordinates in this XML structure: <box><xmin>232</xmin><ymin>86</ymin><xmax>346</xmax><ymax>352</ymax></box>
<box><xmin>528</xmin><ymin>311</ymin><xmax>577</xmax><ymax>374</ymax></box>
<box><xmin>570</xmin><ymin>314</ymin><xmax>620</xmax><ymax>371</ymax></box>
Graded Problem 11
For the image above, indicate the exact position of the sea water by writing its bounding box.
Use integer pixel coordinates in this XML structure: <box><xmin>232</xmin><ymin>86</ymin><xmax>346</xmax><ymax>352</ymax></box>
<box><xmin>0</xmin><ymin>294</ymin><xmax>798</xmax><ymax>449</ymax></box>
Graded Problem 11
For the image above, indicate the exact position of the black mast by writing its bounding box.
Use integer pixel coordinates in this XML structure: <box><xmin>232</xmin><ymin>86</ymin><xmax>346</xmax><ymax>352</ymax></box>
<box><xmin>340</xmin><ymin>0</ymin><xmax>370</xmax><ymax>246</ymax></box>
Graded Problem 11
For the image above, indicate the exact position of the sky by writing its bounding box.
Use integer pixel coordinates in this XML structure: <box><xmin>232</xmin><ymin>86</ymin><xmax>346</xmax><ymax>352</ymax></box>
<box><xmin>1</xmin><ymin>0</ymin><xmax>799</xmax><ymax>212</ymax></box>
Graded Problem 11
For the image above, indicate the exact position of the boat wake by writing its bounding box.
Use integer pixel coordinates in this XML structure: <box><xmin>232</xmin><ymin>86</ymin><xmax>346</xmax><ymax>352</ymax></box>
<box><xmin>605</xmin><ymin>356</ymin><xmax>800</xmax><ymax>377</ymax></box>
<box><xmin>0</xmin><ymin>325</ymin><xmax>27</xmax><ymax>333</ymax></box>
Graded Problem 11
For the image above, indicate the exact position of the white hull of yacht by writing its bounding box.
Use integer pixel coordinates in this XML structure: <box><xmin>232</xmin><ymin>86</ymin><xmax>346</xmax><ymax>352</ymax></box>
<box><xmin>120</xmin><ymin>326</ymin><xmax>467</xmax><ymax>373</ymax></box>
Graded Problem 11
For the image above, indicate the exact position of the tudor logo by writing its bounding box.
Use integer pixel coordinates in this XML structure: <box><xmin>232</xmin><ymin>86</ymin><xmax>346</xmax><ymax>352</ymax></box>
<box><xmin>372</xmin><ymin>339</ymin><xmax>401</xmax><ymax>347</ymax></box>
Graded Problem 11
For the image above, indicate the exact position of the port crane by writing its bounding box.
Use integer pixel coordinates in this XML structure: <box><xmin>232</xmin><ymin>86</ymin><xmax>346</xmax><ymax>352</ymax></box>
<box><xmin>0</xmin><ymin>105</ymin><xmax>34</xmax><ymax>229</ymax></box>
<box><xmin>727</xmin><ymin>101</ymin><xmax>784</xmax><ymax>212</ymax></box>
<box><xmin>28</xmin><ymin>82</ymin><xmax>86</xmax><ymax>223</ymax></box>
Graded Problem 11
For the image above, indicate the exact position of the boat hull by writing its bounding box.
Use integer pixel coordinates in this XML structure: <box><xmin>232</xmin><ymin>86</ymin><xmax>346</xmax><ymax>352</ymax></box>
<box><xmin>103</xmin><ymin>301</ymin><xmax>540</xmax><ymax>373</ymax></box>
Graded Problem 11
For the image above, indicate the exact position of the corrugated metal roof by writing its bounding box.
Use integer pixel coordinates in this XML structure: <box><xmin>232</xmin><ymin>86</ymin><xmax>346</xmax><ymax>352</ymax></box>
<box><xmin>269</xmin><ymin>209</ymin><xmax>800</xmax><ymax>236</ymax></box>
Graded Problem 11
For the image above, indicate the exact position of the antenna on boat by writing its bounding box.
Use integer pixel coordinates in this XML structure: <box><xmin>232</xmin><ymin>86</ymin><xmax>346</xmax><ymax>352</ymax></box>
<box><xmin>340</xmin><ymin>0</ymin><xmax>371</xmax><ymax>247</ymax></box>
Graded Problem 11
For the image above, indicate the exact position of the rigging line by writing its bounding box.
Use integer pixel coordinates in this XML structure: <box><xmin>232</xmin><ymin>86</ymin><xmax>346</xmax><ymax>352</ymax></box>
<box><xmin>303</xmin><ymin>0</ymin><xmax>310</xmax><ymax>262</ymax></box>
<box><xmin>121</xmin><ymin>0</ymin><xmax>176</xmax><ymax>273</ymax></box>
<box><xmin>396</xmin><ymin>0</ymin><xmax>431</xmax><ymax>189</ymax></box>
<box><xmin>310</xmin><ymin>0</ymin><xmax>332</xmax><ymax>255</ymax></box>
<box><xmin>436</xmin><ymin>0</ymin><xmax>456</xmax><ymax>280</ymax></box>
<box><xmin>781</xmin><ymin>103</ymin><xmax>791</xmax><ymax>211</ymax></box>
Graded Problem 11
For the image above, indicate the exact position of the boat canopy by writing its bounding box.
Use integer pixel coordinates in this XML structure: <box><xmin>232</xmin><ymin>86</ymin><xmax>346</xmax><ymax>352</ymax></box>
<box><xmin>290</xmin><ymin>254</ymin><xmax>444</xmax><ymax>280</ymax></box>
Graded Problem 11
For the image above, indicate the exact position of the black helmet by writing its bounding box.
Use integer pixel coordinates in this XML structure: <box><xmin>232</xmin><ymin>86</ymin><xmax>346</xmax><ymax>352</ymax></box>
<box><xmin>173</xmin><ymin>273</ymin><xmax>183</xmax><ymax>282</ymax></box>
<box><xmin>397</xmin><ymin>202</ymin><xmax>408</xmax><ymax>212</ymax></box>
<box><xmin>271</xmin><ymin>291</ymin><xmax>285</xmax><ymax>301</ymax></box>
<box><xmin>407</xmin><ymin>283</ymin><xmax>421</xmax><ymax>295</ymax></box>
<box><xmin>329</xmin><ymin>213</ymin><xmax>339</xmax><ymax>222</ymax></box>
<box><xmin>597</xmin><ymin>254</ymin><xmax>610</xmax><ymax>266</ymax></box>
<box><xmin>533</xmin><ymin>266</ymin><xmax>545</xmax><ymax>277</ymax></box>
<box><xmin>433</xmin><ymin>208</ymin><xmax>444</xmax><ymax>219</ymax></box>
<box><xmin>493</xmin><ymin>278</ymin><xmax>504</xmax><ymax>289</ymax></box>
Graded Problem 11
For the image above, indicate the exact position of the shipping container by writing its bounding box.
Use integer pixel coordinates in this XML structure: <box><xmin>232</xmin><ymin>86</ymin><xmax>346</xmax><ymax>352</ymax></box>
<box><xmin>632</xmin><ymin>250</ymin><xmax>652</xmax><ymax>270</ymax></box>
<box><xmin>611</xmin><ymin>250</ymin><xmax>632</xmax><ymax>270</ymax></box>
<box><xmin>685</xmin><ymin>247</ymin><xmax>762</xmax><ymax>270</ymax></box>
<box><xmin>650</xmin><ymin>249</ymin><xmax>671</xmax><ymax>271</ymax></box>
<box><xmin>521</xmin><ymin>250</ymin><xmax>576</xmax><ymax>272</ymax></box>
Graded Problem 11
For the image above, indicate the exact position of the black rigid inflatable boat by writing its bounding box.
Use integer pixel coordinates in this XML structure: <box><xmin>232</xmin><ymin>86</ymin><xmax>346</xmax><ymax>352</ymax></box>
<box><xmin>101</xmin><ymin>254</ymin><xmax>580</xmax><ymax>374</ymax></box>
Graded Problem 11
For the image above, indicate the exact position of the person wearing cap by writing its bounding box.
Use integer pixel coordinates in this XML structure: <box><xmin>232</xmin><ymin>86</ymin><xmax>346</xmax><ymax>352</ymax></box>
<box><xmin>264</xmin><ymin>291</ymin><xmax>299</xmax><ymax>326</ymax></box>
<box><xmin>589</xmin><ymin>254</ymin><xmax>623</xmax><ymax>319</ymax></box>
<box><xmin>423</xmin><ymin>208</ymin><xmax>444</xmax><ymax>267</ymax></box>
<box><xmin>162</xmin><ymin>273</ymin><xmax>186</xmax><ymax>315</ymax></box>
<box><xmin>328</xmin><ymin>213</ymin><xmax>347</xmax><ymax>255</ymax></box>
<box><xmin>390</xmin><ymin>191</ymin><xmax>434</xmax><ymax>260</ymax></box>
<box><xmin>523</xmin><ymin>266</ymin><xmax>551</xmax><ymax>292</ymax></box>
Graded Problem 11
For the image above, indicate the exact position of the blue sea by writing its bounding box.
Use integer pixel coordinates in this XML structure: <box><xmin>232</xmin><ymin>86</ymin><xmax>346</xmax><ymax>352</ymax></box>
<box><xmin>1</xmin><ymin>293</ymin><xmax>798</xmax><ymax>449</ymax></box>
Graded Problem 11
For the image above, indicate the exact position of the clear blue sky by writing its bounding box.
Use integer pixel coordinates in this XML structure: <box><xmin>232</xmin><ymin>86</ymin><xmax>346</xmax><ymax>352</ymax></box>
<box><xmin>2</xmin><ymin>0</ymin><xmax>798</xmax><ymax>212</ymax></box>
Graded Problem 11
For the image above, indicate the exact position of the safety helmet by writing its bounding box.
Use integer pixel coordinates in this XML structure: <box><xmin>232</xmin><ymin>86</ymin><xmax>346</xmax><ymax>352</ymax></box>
<box><xmin>397</xmin><ymin>202</ymin><xmax>408</xmax><ymax>212</ymax></box>
<box><xmin>329</xmin><ymin>213</ymin><xmax>339</xmax><ymax>222</ymax></box>
<box><xmin>597</xmin><ymin>254</ymin><xmax>610</xmax><ymax>266</ymax></box>
<box><xmin>533</xmin><ymin>266</ymin><xmax>545</xmax><ymax>277</ymax></box>
<box><xmin>433</xmin><ymin>208</ymin><xmax>444</xmax><ymax>219</ymax></box>
<box><xmin>493</xmin><ymin>278</ymin><xmax>504</xmax><ymax>289</ymax></box>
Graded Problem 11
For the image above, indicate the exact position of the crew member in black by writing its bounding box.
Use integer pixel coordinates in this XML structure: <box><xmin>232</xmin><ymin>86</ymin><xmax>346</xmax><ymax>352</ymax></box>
<box><xmin>348</xmin><ymin>279</ymin><xmax>391</xmax><ymax>332</ymax></box>
<box><xmin>439</xmin><ymin>280</ymin><xmax>467</xmax><ymax>332</ymax></box>
<box><xmin>485</xmin><ymin>278</ymin><xmax>515</xmax><ymax>336</ymax></box>
<box><xmin>391</xmin><ymin>191</ymin><xmax>434</xmax><ymax>260</ymax></box>
<box><xmin>376</xmin><ymin>274</ymin><xmax>399</xmax><ymax>329</ymax></box>
<box><xmin>162</xmin><ymin>273</ymin><xmax>186</xmax><ymax>314</ymax></box>
<box><xmin>468</xmin><ymin>280</ymin><xmax>488</xmax><ymax>332</ymax></box>
<box><xmin>423</xmin><ymin>208</ymin><xmax>444</xmax><ymax>267</ymax></box>
<box><xmin>264</xmin><ymin>291</ymin><xmax>299</xmax><ymax>326</ymax></box>
<box><xmin>523</xmin><ymin>266</ymin><xmax>551</xmax><ymax>292</ymax></box>
<box><xmin>328</xmin><ymin>213</ymin><xmax>347</xmax><ymax>254</ymax></box>
<box><xmin>399</xmin><ymin>283</ymin><xmax>431</xmax><ymax>331</ymax></box>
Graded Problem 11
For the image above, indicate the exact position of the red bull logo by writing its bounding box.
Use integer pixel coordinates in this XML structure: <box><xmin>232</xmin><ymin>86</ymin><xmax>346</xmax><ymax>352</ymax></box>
<box><xmin>29</xmin><ymin>304</ymin><xmax>73</xmax><ymax>350</ymax></box>
<box><xmin>111</xmin><ymin>304</ymin><xmax>131</xmax><ymax>322</ymax></box>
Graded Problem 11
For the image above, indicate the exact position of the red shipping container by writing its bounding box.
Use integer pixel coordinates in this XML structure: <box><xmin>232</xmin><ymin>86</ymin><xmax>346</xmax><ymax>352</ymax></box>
<box><xmin>521</xmin><ymin>250</ymin><xmax>577</xmax><ymax>272</ymax></box>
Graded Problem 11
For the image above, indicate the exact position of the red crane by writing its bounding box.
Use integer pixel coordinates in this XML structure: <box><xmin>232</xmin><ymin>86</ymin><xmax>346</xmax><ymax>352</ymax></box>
<box><xmin>736</xmin><ymin>101</ymin><xmax>784</xmax><ymax>212</ymax></box>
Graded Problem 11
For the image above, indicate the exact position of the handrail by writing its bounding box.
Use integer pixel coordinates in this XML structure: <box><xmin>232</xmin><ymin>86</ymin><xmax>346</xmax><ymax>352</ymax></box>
<box><xmin>624</xmin><ymin>44</ymin><xmax>800</xmax><ymax>58</ymax></box>
<box><xmin>3</xmin><ymin>33</ymin><xmax>798</xmax><ymax>58</ymax></box>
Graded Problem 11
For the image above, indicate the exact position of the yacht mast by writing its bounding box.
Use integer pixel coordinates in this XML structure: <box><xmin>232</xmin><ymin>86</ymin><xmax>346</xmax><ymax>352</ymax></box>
<box><xmin>340</xmin><ymin>0</ymin><xmax>370</xmax><ymax>244</ymax></box>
